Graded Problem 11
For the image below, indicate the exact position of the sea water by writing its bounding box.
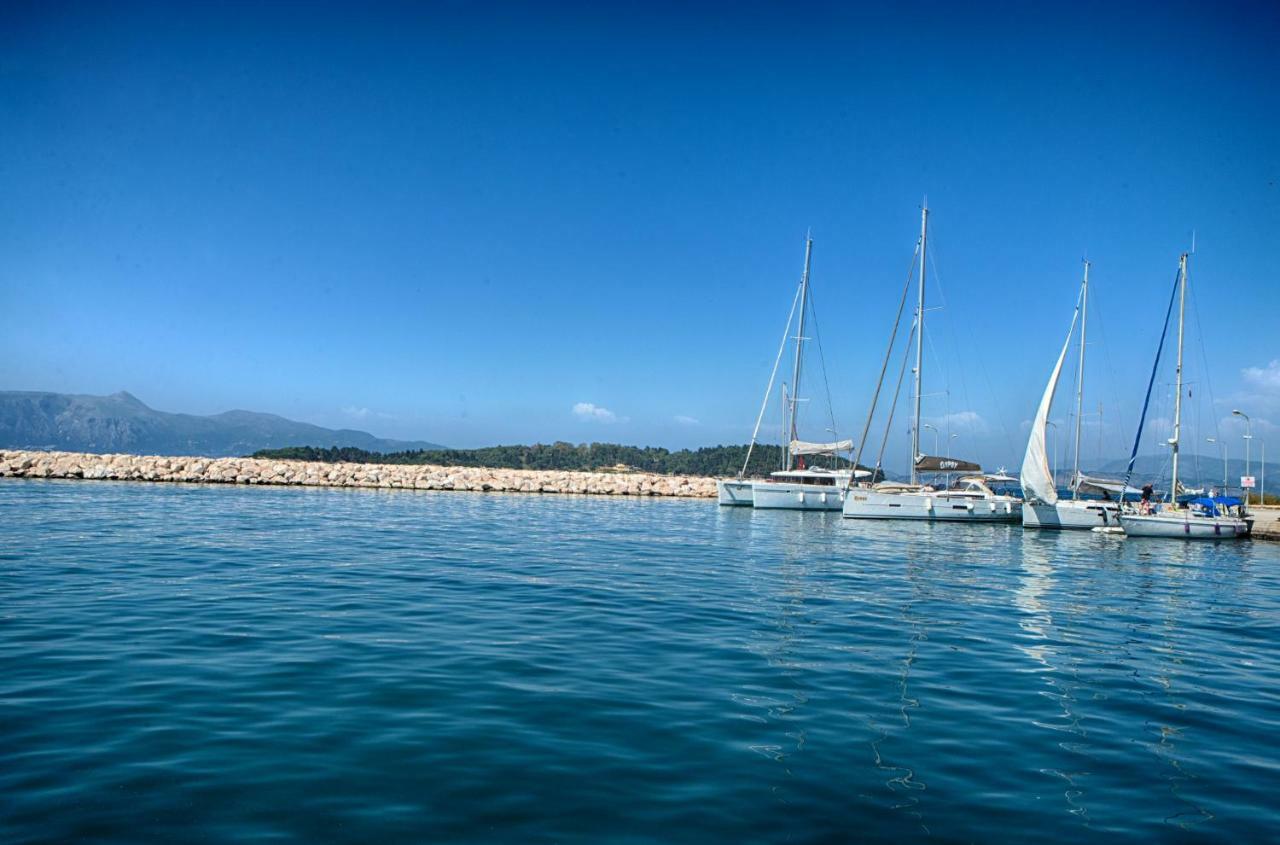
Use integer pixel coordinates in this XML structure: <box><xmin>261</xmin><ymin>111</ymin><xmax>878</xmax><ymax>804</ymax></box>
<box><xmin>2</xmin><ymin>479</ymin><xmax>1278</xmax><ymax>843</ymax></box>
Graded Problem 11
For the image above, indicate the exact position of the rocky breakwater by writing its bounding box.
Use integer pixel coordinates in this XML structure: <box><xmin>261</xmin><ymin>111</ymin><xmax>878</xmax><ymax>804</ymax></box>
<box><xmin>0</xmin><ymin>449</ymin><xmax>718</xmax><ymax>498</ymax></box>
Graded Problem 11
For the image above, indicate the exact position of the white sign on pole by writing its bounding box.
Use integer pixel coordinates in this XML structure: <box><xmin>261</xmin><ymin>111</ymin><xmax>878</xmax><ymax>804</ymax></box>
<box><xmin>1241</xmin><ymin>476</ymin><xmax>1256</xmax><ymax>489</ymax></box>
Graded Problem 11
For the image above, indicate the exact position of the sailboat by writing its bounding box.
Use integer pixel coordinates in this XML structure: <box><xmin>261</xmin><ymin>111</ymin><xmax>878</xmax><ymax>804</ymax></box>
<box><xmin>842</xmin><ymin>203</ymin><xmax>1021</xmax><ymax>523</ymax></box>
<box><xmin>716</xmin><ymin>236</ymin><xmax>859</xmax><ymax>509</ymax></box>
<box><xmin>1021</xmin><ymin>262</ymin><xmax>1121</xmax><ymax>529</ymax></box>
<box><xmin>1117</xmin><ymin>253</ymin><xmax>1251</xmax><ymax>539</ymax></box>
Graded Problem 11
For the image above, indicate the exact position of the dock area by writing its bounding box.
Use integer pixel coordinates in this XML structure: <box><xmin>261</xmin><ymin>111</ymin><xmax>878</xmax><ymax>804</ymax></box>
<box><xmin>1251</xmin><ymin>506</ymin><xmax>1280</xmax><ymax>540</ymax></box>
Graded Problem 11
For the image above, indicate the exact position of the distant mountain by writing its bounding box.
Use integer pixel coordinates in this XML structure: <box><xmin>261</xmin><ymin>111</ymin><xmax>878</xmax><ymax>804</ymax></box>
<box><xmin>1095</xmin><ymin>453</ymin><xmax>1276</xmax><ymax>488</ymax></box>
<box><xmin>0</xmin><ymin>391</ymin><xmax>444</xmax><ymax>457</ymax></box>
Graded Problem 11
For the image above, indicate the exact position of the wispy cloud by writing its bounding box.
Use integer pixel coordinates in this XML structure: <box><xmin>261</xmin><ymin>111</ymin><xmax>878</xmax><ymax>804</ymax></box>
<box><xmin>1220</xmin><ymin>360</ymin><xmax>1280</xmax><ymax>435</ymax></box>
<box><xmin>573</xmin><ymin>402</ymin><xmax>622</xmax><ymax>423</ymax></box>
<box><xmin>935</xmin><ymin>410</ymin><xmax>988</xmax><ymax>433</ymax></box>
<box><xmin>1242</xmin><ymin>359</ymin><xmax>1280</xmax><ymax>393</ymax></box>
<box><xmin>342</xmin><ymin>405</ymin><xmax>396</xmax><ymax>421</ymax></box>
<box><xmin>674</xmin><ymin>415</ymin><xmax>700</xmax><ymax>425</ymax></box>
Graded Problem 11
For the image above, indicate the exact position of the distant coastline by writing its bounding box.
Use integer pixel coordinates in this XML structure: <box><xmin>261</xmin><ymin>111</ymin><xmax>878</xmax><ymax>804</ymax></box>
<box><xmin>248</xmin><ymin>443</ymin><xmax>864</xmax><ymax>479</ymax></box>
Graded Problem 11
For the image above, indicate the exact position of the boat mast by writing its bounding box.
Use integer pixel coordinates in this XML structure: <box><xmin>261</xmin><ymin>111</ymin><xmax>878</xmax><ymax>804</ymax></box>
<box><xmin>787</xmin><ymin>236</ymin><xmax>813</xmax><ymax>471</ymax></box>
<box><xmin>1170</xmin><ymin>253</ymin><xmax>1188</xmax><ymax>501</ymax></box>
<box><xmin>1071</xmin><ymin>260</ymin><xmax>1089</xmax><ymax>500</ymax></box>
<box><xmin>911</xmin><ymin>202</ymin><xmax>928</xmax><ymax>485</ymax></box>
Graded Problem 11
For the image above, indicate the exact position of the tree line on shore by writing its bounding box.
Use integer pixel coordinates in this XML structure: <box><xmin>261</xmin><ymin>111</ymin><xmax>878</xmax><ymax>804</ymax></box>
<box><xmin>250</xmin><ymin>442</ymin><xmax>881</xmax><ymax>479</ymax></box>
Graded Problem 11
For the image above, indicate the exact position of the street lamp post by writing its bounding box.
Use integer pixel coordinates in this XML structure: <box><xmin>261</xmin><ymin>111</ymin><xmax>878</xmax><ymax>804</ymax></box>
<box><xmin>923</xmin><ymin>423</ymin><xmax>939</xmax><ymax>458</ymax></box>
<box><xmin>1206</xmin><ymin>437</ymin><xmax>1226</xmax><ymax>491</ymax></box>
<box><xmin>1233</xmin><ymin>409</ymin><xmax>1252</xmax><ymax>506</ymax></box>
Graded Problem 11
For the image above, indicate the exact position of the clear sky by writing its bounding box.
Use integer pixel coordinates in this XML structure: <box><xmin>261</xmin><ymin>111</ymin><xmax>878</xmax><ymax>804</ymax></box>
<box><xmin>2</xmin><ymin>1</ymin><xmax>1277</xmax><ymax>472</ymax></box>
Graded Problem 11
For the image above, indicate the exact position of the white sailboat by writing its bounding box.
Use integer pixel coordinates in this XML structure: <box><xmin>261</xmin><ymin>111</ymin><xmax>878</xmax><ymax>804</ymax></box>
<box><xmin>842</xmin><ymin>203</ymin><xmax>1022</xmax><ymax>523</ymax></box>
<box><xmin>716</xmin><ymin>236</ymin><xmax>859</xmax><ymax>509</ymax></box>
<box><xmin>1021</xmin><ymin>262</ymin><xmax>1121</xmax><ymax>529</ymax></box>
<box><xmin>1118</xmin><ymin>253</ymin><xmax>1251</xmax><ymax>539</ymax></box>
<box><xmin>751</xmin><ymin>440</ymin><xmax>860</xmax><ymax>510</ymax></box>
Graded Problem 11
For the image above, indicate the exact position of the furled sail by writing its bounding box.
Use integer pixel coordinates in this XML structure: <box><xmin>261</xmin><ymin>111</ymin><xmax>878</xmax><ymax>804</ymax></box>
<box><xmin>1073</xmin><ymin>472</ymin><xmax>1142</xmax><ymax>498</ymax></box>
<box><xmin>914</xmin><ymin>455</ymin><xmax>981</xmax><ymax>473</ymax></box>
<box><xmin>1021</xmin><ymin>302</ymin><xmax>1080</xmax><ymax>504</ymax></box>
<box><xmin>789</xmin><ymin>439</ymin><xmax>854</xmax><ymax>456</ymax></box>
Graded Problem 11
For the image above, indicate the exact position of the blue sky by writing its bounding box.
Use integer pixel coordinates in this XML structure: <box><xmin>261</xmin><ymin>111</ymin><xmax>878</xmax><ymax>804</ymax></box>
<box><xmin>2</xmin><ymin>1</ymin><xmax>1277</xmax><ymax>471</ymax></box>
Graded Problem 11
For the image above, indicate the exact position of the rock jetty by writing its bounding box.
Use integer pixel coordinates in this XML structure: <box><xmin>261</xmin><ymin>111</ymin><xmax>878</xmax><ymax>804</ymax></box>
<box><xmin>0</xmin><ymin>449</ymin><xmax>717</xmax><ymax>498</ymax></box>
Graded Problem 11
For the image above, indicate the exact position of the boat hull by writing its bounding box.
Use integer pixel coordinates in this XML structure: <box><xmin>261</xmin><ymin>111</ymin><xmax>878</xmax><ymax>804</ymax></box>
<box><xmin>1119</xmin><ymin>512</ymin><xmax>1252</xmax><ymax>539</ymax></box>
<box><xmin>842</xmin><ymin>490</ymin><xmax>1021</xmax><ymax>522</ymax></box>
<box><xmin>751</xmin><ymin>482</ymin><xmax>845</xmax><ymax>510</ymax></box>
<box><xmin>716</xmin><ymin>479</ymin><xmax>755</xmax><ymax>507</ymax></box>
<box><xmin>1023</xmin><ymin>500</ymin><xmax>1120</xmax><ymax>530</ymax></box>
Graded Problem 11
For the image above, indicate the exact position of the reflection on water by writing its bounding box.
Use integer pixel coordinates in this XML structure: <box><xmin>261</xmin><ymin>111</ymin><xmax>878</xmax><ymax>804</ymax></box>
<box><xmin>872</xmin><ymin>554</ymin><xmax>929</xmax><ymax>834</ymax></box>
<box><xmin>1017</xmin><ymin>535</ymin><xmax>1090</xmax><ymax>823</ymax></box>
<box><xmin>3</xmin><ymin>480</ymin><xmax>1280</xmax><ymax>844</ymax></box>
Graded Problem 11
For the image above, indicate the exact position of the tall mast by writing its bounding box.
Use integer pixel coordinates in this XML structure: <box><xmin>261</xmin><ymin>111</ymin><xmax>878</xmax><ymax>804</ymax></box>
<box><xmin>787</xmin><ymin>236</ymin><xmax>813</xmax><ymax>471</ymax></box>
<box><xmin>1071</xmin><ymin>260</ymin><xmax>1089</xmax><ymax>500</ymax></box>
<box><xmin>1170</xmin><ymin>253</ymin><xmax>1188</xmax><ymax>500</ymax></box>
<box><xmin>911</xmin><ymin>202</ymin><xmax>928</xmax><ymax>485</ymax></box>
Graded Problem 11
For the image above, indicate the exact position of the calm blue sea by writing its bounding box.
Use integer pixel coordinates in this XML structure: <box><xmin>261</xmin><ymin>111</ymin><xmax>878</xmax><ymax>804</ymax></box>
<box><xmin>3</xmin><ymin>479</ymin><xmax>1279</xmax><ymax>843</ymax></box>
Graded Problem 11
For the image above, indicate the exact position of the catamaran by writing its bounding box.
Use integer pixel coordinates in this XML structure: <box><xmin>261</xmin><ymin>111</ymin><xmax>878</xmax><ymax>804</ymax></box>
<box><xmin>716</xmin><ymin>236</ymin><xmax>861</xmax><ymax>509</ymax></box>
<box><xmin>1117</xmin><ymin>253</ymin><xmax>1251</xmax><ymax>539</ymax></box>
<box><xmin>841</xmin><ymin>203</ymin><xmax>1021</xmax><ymax>523</ymax></box>
<box><xmin>1021</xmin><ymin>262</ymin><xmax>1121</xmax><ymax>529</ymax></box>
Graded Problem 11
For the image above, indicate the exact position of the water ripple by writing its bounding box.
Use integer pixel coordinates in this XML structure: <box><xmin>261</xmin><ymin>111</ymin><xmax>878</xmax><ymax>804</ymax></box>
<box><xmin>3</xmin><ymin>479</ymin><xmax>1280</xmax><ymax>843</ymax></box>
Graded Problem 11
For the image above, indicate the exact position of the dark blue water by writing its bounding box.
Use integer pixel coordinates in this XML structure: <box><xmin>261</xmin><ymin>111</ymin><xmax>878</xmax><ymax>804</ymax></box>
<box><xmin>3</xmin><ymin>479</ymin><xmax>1279</xmax><ymax>843</ymax></box>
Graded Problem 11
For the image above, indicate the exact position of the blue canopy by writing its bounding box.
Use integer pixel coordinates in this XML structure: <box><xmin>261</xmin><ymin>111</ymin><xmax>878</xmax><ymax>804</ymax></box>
<box><xmin>1189</xmin><ymin>496</ymin><xmax>1242</xmax><ymax>509</ymax></box>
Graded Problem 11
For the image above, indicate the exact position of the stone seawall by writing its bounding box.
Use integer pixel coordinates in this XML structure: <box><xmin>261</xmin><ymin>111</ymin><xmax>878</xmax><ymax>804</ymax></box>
<box><xmin>0</xmin><ymin>450</ymin><xmax>718</xmax><ymax>498</ymax></box>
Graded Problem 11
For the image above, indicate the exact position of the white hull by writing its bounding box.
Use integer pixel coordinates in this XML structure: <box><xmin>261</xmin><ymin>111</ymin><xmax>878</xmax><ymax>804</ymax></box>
<box><xmin>1023</xmin><ymin>500</ymin><xmax>1120</xmax><ymax>530</ymax></box>
<box><xmin>716</xmin><ymin>479</ymin><xmax>755</xmax><ymax>507</ymax></box>
<box><xmin>1119</xmin><ymin>512</ymin><xmax>1252</xmax><ymax>539</ymax></box>
<box><xmin>842</xmin><ymin>489</ymin><xmax>1021</xmax><ymax>522</ymax></box>
<box><xmin>751</xmin><ymin>481</ymin><xmax>845</xmax><ymax>510</ymax></box>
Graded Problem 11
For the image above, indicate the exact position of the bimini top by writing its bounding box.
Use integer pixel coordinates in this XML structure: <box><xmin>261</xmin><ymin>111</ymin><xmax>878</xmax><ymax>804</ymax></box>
<box><xmin>768</xmin><ymin>467</ymin><xmax>870</xmax><ymax>480</ymax></box>
<box><xmin>1188</xmin><ymin>496</ymin><xmax>1243</xmax><ymax>509</ymax></box>
<box><xmin>789</xmin><ymin>439</ymin><xmax>855</xmax><ymax>456</ymax></box>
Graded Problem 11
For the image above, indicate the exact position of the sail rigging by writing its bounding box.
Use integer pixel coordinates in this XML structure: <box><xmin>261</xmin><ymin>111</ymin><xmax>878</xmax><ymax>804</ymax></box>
<box><xmin>738</xmin><ymin>278</ymin><xmax>804</xmax><ymax>478</ymax></box>
<box><xmin>1121</xmin><ymin>266</ymin><xmax>1183</xmax><ymax>493</ymax></box>
<box><xmin>785</xmin><ymin>237</ymin><xmax>813</xmax><ymax>471</ymax></box>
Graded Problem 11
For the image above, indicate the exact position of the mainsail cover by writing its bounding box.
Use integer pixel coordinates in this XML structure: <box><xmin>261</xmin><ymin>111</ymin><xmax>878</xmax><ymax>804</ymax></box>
<box><xmin>1074</xmin><ymin>472</ymin><xmax>1141</xmax><ymax>497</ymax></box>
<box><xmin>1021</xmin><ymin>301</ymin><xmax>1080</xmax><ymax>504</ymax></box>
<box><xmin>914</xmin><ymin>455</ymin><xmax>981</xmax><ymax>473</ymax></box>
<box><xmin>789</xmin><ymin>439</ymin><xmax>854</xmax><ymax>455</ymax></box>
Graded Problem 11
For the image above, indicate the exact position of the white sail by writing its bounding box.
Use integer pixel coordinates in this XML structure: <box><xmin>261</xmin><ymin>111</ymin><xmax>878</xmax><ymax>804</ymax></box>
<box><xmin>1021</xmin><ymin>305</ymin><xmax>1079</xmax><ymax>504</ymax></box>
<box><xmin>789</xmin><ymin>439</ymin><xmax>854</xmax><ymax>456</ymax></box>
